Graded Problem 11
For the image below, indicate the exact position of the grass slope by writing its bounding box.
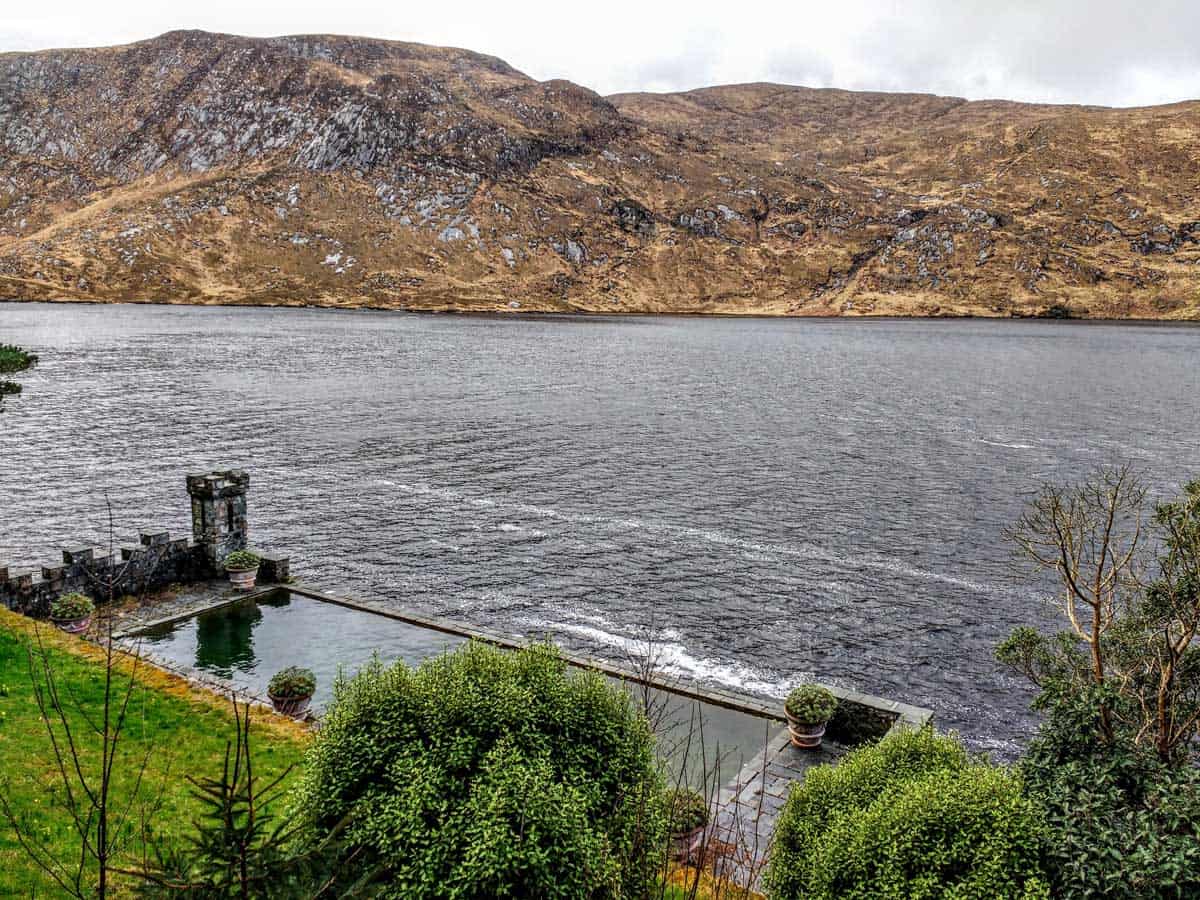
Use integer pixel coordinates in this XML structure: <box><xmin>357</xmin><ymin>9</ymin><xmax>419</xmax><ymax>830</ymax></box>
<box><xmin>0</xmin><ymin>609</ymin><xmax>308</xmax><ymax>896</ymax></box>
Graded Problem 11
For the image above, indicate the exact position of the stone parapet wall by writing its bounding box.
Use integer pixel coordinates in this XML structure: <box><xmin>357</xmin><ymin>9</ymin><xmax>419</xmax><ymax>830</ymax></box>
<box><xmin>826</xmin><ymin>686</ymin><xmax>932</xmax><ymax>745</ymax></box>
<box><xmin>0</xmin><ymin>531</ymin><xmax>208</xmax><ymax>616</ymax></box>
<box><xmin>1</xmin><ymin>470</ymin><xmax>288</xmax><ymax>617</ymax></box>
<box><xmin>257</xmin><ymin>554</ymin><xmax>290</xmax><ymax>583</ymax></box>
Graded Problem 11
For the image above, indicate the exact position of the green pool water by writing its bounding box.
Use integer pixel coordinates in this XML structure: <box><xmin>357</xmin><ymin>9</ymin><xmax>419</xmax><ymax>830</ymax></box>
<box><xmin>134</xmin><ymin>591</ymin><xmax>466</xmax><ymax>710</ymax></box>
<box><xmin>133</xmin><ymin>590</ymin><xmax>781</xmax><ymax>784</ymax></box>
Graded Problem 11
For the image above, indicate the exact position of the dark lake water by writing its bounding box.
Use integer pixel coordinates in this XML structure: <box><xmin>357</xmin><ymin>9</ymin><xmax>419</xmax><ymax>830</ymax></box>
<box><xmin>2</xmin><ymin>302</ymin><xmax>1198</xmax><ymax>755</ymax></box>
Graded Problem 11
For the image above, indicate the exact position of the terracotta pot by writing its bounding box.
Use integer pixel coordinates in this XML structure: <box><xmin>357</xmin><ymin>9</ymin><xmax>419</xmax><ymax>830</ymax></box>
<box><xmin>670</xmin><ymin>825</ymin><xmax>706</xmax><ymax>863</ymax></box>
<box><xmin>786</xmin><ymin>713</ymin><xmax>828</xmax><ymax>749</ymax></box>
<box><xmin>227</xmin><ymin>565</ymin><xmax>259</xmax><ymax>592</ymax></box>
<box><xmin>51</xmin><ymin>614</ymin><xmax>92</xmax><ymax>634</ymax></box>
<box><xmin>269</xmin><ymin>693</ymin><xmax>312</xmax><ymax>718</ymax></box>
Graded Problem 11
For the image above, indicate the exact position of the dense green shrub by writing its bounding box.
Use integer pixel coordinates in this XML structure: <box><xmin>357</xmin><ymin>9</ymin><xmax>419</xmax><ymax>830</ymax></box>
<box><xmin>666</xmin><ymin>788</ymin><xmax>708</xmax><ymax>835</ymax></box>
<box><xmin>764</xmin><ymin>728</ymin><xmax>1049</xmax><ymax>900</ymax></box>
<box><xmin>268</xmin><ymin>667</ymin><xmax>315</xmax><ymax>699</ymax></box>
<box><xmin>1018</xmin><ymin>691</ymin><xmax>1200</xmax><ymax>900</ymax></box>
<box><xmin>0</xmin><ymin>343</ymin><xmax>37</xmax><ymax>374</ymax></box>
<box><xmin>293</xmin><ymin>642</ymin><xmax>665</xmax><ymax>898</ymax></box>
<box><xmin>50</xmin><ymin>592</ymin><xmax>94</xmax><ymax>621</ymax></box>
<box><xmin>0</xmin><ymin>344</ymin><xmax>36</xmax><ymax>408</ymax></box>
<box><xmin>223</xmin><ymin>550</ymin><xmax>261</xmax><ymax>571</ymax></box>
<box><xmin>783</xmin><ymin>684</ymin><xmax>838</xmax><ymax>723</ymax></box>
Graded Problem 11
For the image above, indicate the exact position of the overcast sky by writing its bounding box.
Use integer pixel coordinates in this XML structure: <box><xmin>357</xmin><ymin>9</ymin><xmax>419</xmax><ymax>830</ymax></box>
<box><xmin>4</xmin><ymin>0</ymin><xmax>1199</xmax><ymax>108</ymax></box>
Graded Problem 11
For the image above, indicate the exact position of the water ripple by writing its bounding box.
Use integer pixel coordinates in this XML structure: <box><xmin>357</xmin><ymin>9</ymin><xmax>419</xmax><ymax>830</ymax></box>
<box><xmin>3</xmin><ymin>303</ymin><xmax>1198</xmax><ymax>756</ymax></box>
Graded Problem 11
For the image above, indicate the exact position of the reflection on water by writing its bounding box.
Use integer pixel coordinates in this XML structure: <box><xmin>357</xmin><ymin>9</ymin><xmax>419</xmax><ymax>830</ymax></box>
<box><xmin>193</xmin><ymin>599</ymin><xmax>262</xmax><ymax>677</ymax></box>
<box><xmin>138</xmin><ymin>591</ymin><xmax>466</xmax><ymax>710</ymax></box>
<box><xmin>638</xmin><ymin>682</ymin><xmax>780</xmax><ymax>789</ymax></box>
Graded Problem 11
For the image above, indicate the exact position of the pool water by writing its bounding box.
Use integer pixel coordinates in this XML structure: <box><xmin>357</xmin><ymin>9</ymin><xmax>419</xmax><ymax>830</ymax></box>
<box><xmin>133</xmin><ymin>590</ymin><xmax>780</xmax><ymax>783</ymax></box>
<box><xmin>135</xmin><ymin>591</ymin><xmax>466</xmax><ymax>710</ymax></box>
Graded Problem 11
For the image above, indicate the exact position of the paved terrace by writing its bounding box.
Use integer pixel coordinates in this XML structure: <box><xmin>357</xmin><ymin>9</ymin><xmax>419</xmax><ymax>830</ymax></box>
<box><xmin>706</xmin><ymin>728</ymin><xmax>846</xmax><ymax>887</ymax></box>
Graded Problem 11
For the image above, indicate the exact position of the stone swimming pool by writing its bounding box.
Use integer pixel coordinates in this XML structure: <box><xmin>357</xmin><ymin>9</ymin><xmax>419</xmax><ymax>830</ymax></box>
<box><xmin>133</xmin><ymin>589</ymin><xmax>466</xmax><ymax>709</ymax></box>
<box><xmin>127</xmin><ymin>586</ymin><xmax>788</xmax><ymax>785</ymax></box>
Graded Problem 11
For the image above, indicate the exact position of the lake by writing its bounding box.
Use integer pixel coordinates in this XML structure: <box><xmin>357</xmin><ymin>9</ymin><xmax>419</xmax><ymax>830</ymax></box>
<box><xmin>2</xmin><ymin>302</ymin><xmax>1198</xmax><ymax>755</ymax></box>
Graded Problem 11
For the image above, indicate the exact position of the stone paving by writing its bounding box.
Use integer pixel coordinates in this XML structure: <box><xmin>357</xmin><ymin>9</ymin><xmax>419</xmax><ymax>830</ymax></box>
<box><xmin>106</xmin><ymin>578</ymin><xmax>269</xmax><ymax>637</ymax></box>
<box><xmin>705</xmin><ymin>726</ymin><xmax>847</xmax><ymax>888</ymax></box>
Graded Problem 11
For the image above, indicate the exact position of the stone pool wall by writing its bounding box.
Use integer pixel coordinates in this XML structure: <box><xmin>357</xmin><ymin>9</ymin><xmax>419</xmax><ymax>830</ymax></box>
<box><xmin>0</xmin><ymin>469</ymin><xmax>289</xmax><ymax>616</ymax></box>
<box><xmin>279</xmin><ymin>583</ymin><xmax>933</xmax><ymax>744</ymax></box>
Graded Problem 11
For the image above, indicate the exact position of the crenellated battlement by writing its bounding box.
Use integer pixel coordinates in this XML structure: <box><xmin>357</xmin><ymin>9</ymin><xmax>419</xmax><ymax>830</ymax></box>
<box><xmin>0</xmin><ymin>471</ymin><xmax>288</xmax><ymax>617</ymax></box>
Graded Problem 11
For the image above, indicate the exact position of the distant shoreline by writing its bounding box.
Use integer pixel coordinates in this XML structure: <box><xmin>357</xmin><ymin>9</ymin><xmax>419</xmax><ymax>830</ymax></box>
<box><xmin>3</xmin><ymin>296</ymin><xmax>1198</xmax><ymax>326</ymax></box>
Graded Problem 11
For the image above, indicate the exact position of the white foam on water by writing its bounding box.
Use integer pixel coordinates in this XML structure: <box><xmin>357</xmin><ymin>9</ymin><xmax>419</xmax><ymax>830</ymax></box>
<box><xmin>963</xmin><ymin>735</ymin><xmax>1025</xmax><ymax>759</ymax></box>
<box><xmin>520</xmin><ymin>614</ymin><xmax>806</xmax><ymax>699</ymax></box>
<box><xmin>978</xmin><ymin>439</ymin><xmax>1036</xmax><ymax>450</ymax></box>
<box><xmin>498</xmin><ymin>522</ymin><xmax>546</xmax><ymax>538</ymax></box>
<box><xmin>377</xmin><ymin>479</ymin><xmax>1001</xmax><ymax>596</ymax></box>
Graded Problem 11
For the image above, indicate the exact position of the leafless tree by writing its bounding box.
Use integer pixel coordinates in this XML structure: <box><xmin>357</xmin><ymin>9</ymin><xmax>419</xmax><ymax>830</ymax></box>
<box><xmin>1004</xmin><ymin>466</ymin><xmax>1200</xmax><ymax>760</ymax></box>
<box><xmin>1006</xmin><ymin>465</ymin><xmax>1146</xmax><ymax>742</ymax></box>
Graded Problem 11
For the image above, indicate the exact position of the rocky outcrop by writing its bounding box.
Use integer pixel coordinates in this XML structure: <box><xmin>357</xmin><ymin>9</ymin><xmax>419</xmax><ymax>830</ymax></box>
<box><xmin>0</xmin><ymin>30</ymin><xmax>1198</xmax><ymax>319</ymax></box>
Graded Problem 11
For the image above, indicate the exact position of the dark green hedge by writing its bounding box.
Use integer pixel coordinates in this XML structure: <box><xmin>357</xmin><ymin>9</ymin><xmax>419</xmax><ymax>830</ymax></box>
<box><xmin>0</xmin><ymin>343</ymin><xmax>37</xmax><ymax>375</ymax></box>
<box><xmin>764</xmin><ymin>728</ymin><xmax>1049</xmax><ymax>900</ymax></box>
<box><xmin>1019</xmin><ymin>693</ymin><xmax>1200</xmax><ymax>900</ymax></box>
<box><xmin>294</xmin><ymin>641</ymin><xmax>665</xmax><ymax>898</ymax></box>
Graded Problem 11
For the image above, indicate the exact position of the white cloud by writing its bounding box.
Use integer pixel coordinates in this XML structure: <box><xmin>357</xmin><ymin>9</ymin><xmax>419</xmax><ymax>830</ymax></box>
<box><xmin>2</xmin><ymin>0</ymin><xmax>1199</xmax><ymax>107</ymax></box>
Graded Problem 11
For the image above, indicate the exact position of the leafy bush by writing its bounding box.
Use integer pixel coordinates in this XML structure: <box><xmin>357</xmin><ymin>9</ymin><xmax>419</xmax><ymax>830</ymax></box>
<box><xmin>50</xmin><ymin>592</ymin><xmax>94</xmax><ymax>621</ymax></box>
<box><xmin>1000</xmin><ymin>472</ymin><xmax>1200</xmax><ymax>897</ymax></box>
<box><xmin>0</xmin><ymin>344</ymin><xmax>36</xmax><ymax>409</ymax></box>
<box><xmin>293</xmin><ymin>641</ymin><xmax>665</xmax><ymax>898</ymax></box>
<box><xmin>1018</xmin><ymin>691</ymin><xmax>1200</xmax><ymax>899</ymax></box>
<box><xmin>667</xmin><ymin>788</ymin><xmax>709</xmax><ymax>834</ymax></box>
<box><xmin>784</xmin><ymin>684</ymin><xmax>838</xmax><ymax>723</ymax></box>
<box><xmin>223</xmin><ymin>550</ymin><xmax>261</xmax><ymax>571</ymax></box>
<box><xmin>268</xmin><ymin>667</ymin><xmax>316</xmax><ymax>700</ymax></box>
<box><xmin>0</xmin><ymin>343</ymin><xmax>37</xmax><ymax>374</ymax></box>
<box><xmin>764</xmin><ymin>728</ymin><xmax>1049</xmax><ymax>900</ymax></box>
<box><xmin>1001</xmin><ymin>471</ymin><xmax>1200</xmax><ymax>762</ymax></box>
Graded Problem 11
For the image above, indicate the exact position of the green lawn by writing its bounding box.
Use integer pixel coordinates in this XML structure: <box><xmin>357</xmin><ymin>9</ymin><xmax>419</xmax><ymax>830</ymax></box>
<box><xmin>0</xmin><ymin>611</ymin><xmax>308</xmax><ymax>896</ymax></box>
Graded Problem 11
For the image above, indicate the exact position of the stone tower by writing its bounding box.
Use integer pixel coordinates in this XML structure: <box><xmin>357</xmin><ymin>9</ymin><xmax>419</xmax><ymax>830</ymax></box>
<box><xmin>188</xmin><ymin>470</ymin><xmax>250</xmax><ymax>572</ymax></box>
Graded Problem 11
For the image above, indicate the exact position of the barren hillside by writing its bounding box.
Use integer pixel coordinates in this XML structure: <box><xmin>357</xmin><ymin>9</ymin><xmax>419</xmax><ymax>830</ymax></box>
<box><xmin>1</xmin><ymin>30</ymin><xmax>1197</xmax><ymax>317</ymax></box>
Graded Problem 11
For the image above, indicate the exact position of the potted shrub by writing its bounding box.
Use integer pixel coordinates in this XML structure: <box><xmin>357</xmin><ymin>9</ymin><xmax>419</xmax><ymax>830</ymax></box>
<box><xmin>667</xmin><ymin>787</ymin><xmax>710</xmax><ymax>862</ymax></box>
<box><xmin>784</xmin><ymin>684</ymin><xmax>838</xmax><ymax>749</ymax></box>
<box><xmin>223</xmin><ymin>549</ymin><xmax>261</xmax><ymax>591</ymax></box>
<box><xmin>268</xmin><ymin>666</ymin><xmax>316</xmax><ymax>718</ymax></box>
<box><xmin>50</xmin><ymin>592</ymin><xmax>94</xmax><ymax>634</ymax></box>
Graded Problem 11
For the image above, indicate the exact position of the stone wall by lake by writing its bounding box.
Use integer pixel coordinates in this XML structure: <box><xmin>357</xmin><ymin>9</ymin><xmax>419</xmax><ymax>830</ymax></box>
<box><xmin>0</xmin><ymin>470</ymin><xmax>288</xmax><ymax>616</ymax></box>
